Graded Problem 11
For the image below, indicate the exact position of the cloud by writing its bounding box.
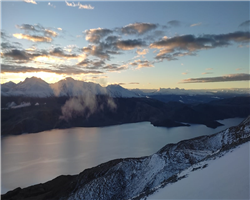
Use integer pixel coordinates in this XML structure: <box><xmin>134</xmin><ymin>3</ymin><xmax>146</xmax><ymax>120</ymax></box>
<box><xmin>155</xmin><ymin>51</ymin><xmax>195</xmax><ymax>61</ymax></box>
<box><xmin>1</xmin><ymin>64</ymin><xmax>103</xmax><ymax>75</ymax></box>
<box><xmin>129</xmin><ymin>82</ymin><xmax>139</xmax><ymax>84</ymax></box>
<box><xmin>57</xmin><ymin>28</ymin><xmax>62</xmax><ymax>31</ymax></box>
<box><xmin>2</xmin><ymin>47</ymin><xmax>85</xmax><ymax>65</ymax></box>
<box><xmin>236</xmin><ymin>68</ymin><xmax>243</xmax><ymax>71</ymax></box>
<box><xmin>173</xmin><ymin>51</ymin><xmax>196</xmax><ymax>57</ymax></box>
<box><xmin>48</xmin><ymin>2</ymin><xmax>56</xmax><ymax>8</ymax></box>
<box><xmin>239</xmin><ymin>20</ymin><xmax>250</xmax><ymax>28</ymax></box>
<box><xmin>85</xmin><ymin>28</ymin><xmax>113</xmax><ymax>43</ymax></box>
<box><xmin>44</xmin><ymin>29</ymin><xmax>57</xmax><ymax>37</ymax></box>
<box><xmin>190</xmin><ymin>22</ymin><xmax>202</xmax><ymax>27</ymax></box>
<box><xmin>82</xmin><ymin>45</ymin><xmax>110</xmax><ymax>60</ymax></box>
<box><xmin>65</xmin><ymin>1</ymin><xmax>94</xmax><ymax>10</ymax></box>
<box><xmin>130</xmin><ymin>59</ymin><xmax>154</xmax><ymax>69</ymax></box>
<box><xmin>151</xmin><ymin>31</ymin><xmax>250</xmax><ymax>50</ymax></box>
<box><xmin>182</xmin><ymin>72</ymin><xmax>188</xmax><ymax>75</ymax></box>
<box><xmin>77</xmin><ymin>59</ymin><xmax>105</xmax><ymax>69</ymax></box>
<box><xmin>91</xmin><ymin>75</ymin><xmax>107</xmax><ymax>79</ymax></box>
<box><xmin>16</xmin><ymin>24</ymin><xmax>37</xmax><ymax>32</ymax></box>
<box><xmin>23</xmin><ymin>0</ymin><xmax>37</xmax><ymax>4</ymax></box>
<box><xmin>180</xmin><ymin>73</ymin><xmax>250</xmax><ymax>83</ymax></box>
<box><xmin>150</xmin><ymin>31</ymin><xmax>250</xmax><ymax>61</ymax></box>
<box><xmin>143</xmin><ymin>30</ymin><xmax>166</xmax><ymax>42</ymax></box>
<box><xmin>136</xmin><ymin>49</ymin><xmax>149</xmax><ymax>55</ymax></box>
<box><xmin>202</xmin><ymin>72</ymin><xmax>213</xmax><ymax>75</ymax></box>
<box><xmin>91</xmin><ymin>60</ymin><xmax>105</xmax><ymax>67</ymax></box>
<box><xmin>63</xmin><ymin>45</ymin><xmax>78</xmax><ymax>53</ymax></box>
<box><xmin>76</xmin><ymin>58</ymin><xmax>91</xmax><ymax>66</ymax></box>
<box><xmin>78</xmin><ymin>4</ymin><xmax>94</xmax><ymax>9</ymax></box>
<box><xmin>54</xmin><ymin>64</ymin><xmax>102</xmax><ymax>74</ymax></box>
<box><xmin>0</xmin><ymin>31</ymin><xmax>7</xmax><ymax>39</ymax></box>
<box><xmin>106</xmin><ymin>50</ymin><xmax>121</xmax><ymax>55</ymax></box>
<box><xmin>103</xmin><ymin>64</ymin><xmax>128</xmax><ymax>72</ymax></box>
<box><xmin>238</xmin><ymin>44</ymin><xmax>249</xmax><ymax>48</ymax></box>
<box><xmin>50</xmin><ymin>47</ymin><xmax>79</xmax><ymax>59</ymax></box>
<box><xmin>25</xmin><ymin>45</ymin><xmax>37</xmax><ymax>52</ymax></box>
<box><xmin>117</xmin><ymin>82</ymin><xmax>139</xmax><ymax>85</ymax></box>
<box><xmin>105</xmin><ymin>35</ymin><xmax>120</xmax><ymax>43</ymax></box>
<box><xmin>154</xmin><ymin>54</ymin><xmax>178</xmax><ymax>61</ymax></box>
<box><xmin>15</xmin><ymin>24</ymin><xmax>58</xmax><ymax>38</ymax></box>
<box><xmin>2</xmin><ymin>48</ymin><xmax>54</xmax><ymax>63</ymax></box>
<box><xmin>60</xmin><ymin>93</ymin><xmax>116</xmax><ymax>121</ymax></box>
<box><xmin>3</xmin><ymin>49</ymin><xmax>30</xmax><ymax>60</ymax></box>
<box><xmin>77</xmin><ymin>58</ymin><xmax>127</xmax><ymax>72</ymax></box>
<box><xmin>167</xmin><ymin>20</ymin><xmax>181</xmax><ymax>27</ymax></box>
<box><xmin>121</xmin><ymin>22</ymin><xmax>158</xmax><ymax>35</ymax></box>
<box><xmin>1</xmin><ymin>42</ymin><xmax>22</xmax><ymax>50</ymax></box>
<box><xmin>13</xmin><ymin>33</ymin><xmax>52</xmax><ymax>42</ymax></box>
<box><xmin>116</xmin><ymin>39</ymin><xmax>146</xmax><ymax>50</ymax></box>
<box><xmin>206</xmin><ymin>68</ymin><xmax>213</xmax><ymax>70</ymax></box>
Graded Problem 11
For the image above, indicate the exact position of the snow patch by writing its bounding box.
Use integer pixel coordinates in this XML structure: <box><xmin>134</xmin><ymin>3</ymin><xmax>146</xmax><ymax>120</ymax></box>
<box><xmin>11</xmin><ymin>102</ymin><xmax>31</xmax><ymax>109</ymax></box>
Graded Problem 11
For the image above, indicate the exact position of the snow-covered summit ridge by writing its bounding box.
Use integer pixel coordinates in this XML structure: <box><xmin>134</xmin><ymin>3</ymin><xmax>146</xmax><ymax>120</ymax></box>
<box><xmin>2</xmin><ymin>77</ymin><xmax>54</xmax><ymax>97</ymax></box>
<box><xmin>1</xmin><ymin>77</ymin><xmax>140</xmax><ymax>98</ymax></box>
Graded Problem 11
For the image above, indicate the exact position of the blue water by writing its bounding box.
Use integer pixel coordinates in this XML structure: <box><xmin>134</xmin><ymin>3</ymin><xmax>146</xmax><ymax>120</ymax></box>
<box><xmin>1</xmin><ymin>118</ymin><xmax>244</xmax><ymax>194</ymax></box>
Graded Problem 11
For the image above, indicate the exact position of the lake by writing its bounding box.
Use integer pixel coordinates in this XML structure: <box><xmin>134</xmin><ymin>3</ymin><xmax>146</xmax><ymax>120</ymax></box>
<box><xmin>1</xmin><ymin>118</ymin><xmax>244</xmax><ymax>194</ymax></box>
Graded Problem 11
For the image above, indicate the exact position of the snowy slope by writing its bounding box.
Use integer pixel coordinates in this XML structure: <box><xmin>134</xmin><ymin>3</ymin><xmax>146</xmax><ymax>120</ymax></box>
<box><xmin>148</xmin><ymin>141</ymin><xmax>250</xmax><ymax>200</ymax></box>
<box><xmin>1</xmin><ymin>81</ymin><xmax>16</xmax><ymax>96</ymax></box>
<box><xmin>3</xmin><ymin>77</ymin><xmax>54</xmax><ymax>97</ymax></box>
<box><xmin>1</xmin><ymin>81</ymin><xmax>16</xmax><ymax>91</ymax></box>
<box><xmin>106</xmin><ymin>84</ymin><xmax>140</xmax><ymax>98</ymax></box>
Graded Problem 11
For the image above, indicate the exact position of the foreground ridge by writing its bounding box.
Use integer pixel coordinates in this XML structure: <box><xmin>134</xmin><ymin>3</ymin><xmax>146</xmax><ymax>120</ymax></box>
<box><xmin>2</xmin><ymin>116</ymin><xmax>250</xmax><ymax>200</ymax></box>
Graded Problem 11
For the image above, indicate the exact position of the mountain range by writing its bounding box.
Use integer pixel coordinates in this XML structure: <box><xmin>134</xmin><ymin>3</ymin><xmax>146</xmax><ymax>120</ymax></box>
<box><xmin>2</xmin><ymin>77</ymin><xmax>249</xmax><ymax>100</ymax></box>
<box><xmin>1</xmin><ymin>76</ymin><xmax>250</xmax><ymax>136</ymax></box>
<box><xmin>1</xmin><ymin>77</ymin><xmax>140</xmax><ymax>98</ymax></box>
<box><xmin>2</xmin><ymin>94</ymin><xmax>250</xmax><ymax>136</ymax></box>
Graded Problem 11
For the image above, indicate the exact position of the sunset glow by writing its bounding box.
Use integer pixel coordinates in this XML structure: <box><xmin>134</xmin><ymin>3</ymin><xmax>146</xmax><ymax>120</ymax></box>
<box><xmin>1</xmin><ymin>1</ymin><xmax>249</xmax><ymax>89</ymax></box>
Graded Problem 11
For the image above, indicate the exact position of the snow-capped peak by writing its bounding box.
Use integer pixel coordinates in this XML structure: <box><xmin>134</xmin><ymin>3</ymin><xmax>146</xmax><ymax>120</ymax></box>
<box><xmin>5</xmin><ymin>76</ymin><xmax>54</xmax><ymax>97</ymax></box>
<box><xmin>2</xmin><ymin>81</ymin><xmax>16</xmax><ymax>88</ymax></box>
<box><xmin>64</xmin><ymin>77</ymin><xmax>75</xmax><ymax>81</ymax></box>
<box><xmin>106</xmin><ymin>84</ymin><xmax>140</xmax><ymax>98</ymax></box>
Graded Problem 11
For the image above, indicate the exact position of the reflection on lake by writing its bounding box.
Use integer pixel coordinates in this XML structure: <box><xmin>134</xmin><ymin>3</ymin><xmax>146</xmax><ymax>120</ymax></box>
<box><xmin>1</xmin><ymin>118</ymin><xmax>244</xmax><ymax>193</ymax></box>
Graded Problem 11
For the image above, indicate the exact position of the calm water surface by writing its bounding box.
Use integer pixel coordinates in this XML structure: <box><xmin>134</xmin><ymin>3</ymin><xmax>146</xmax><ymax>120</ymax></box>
<box><xmin>1</xmin><ymin>118</ymin><xmax>244</xmax><ymax>193</ymax></box>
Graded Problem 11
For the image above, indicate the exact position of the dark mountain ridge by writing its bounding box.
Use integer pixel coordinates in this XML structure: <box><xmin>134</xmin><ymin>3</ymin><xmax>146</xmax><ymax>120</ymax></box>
<box><xmin>1</xmin><ymin>96</ymin><xmax>250</xmax><ymax>136</ymax></box>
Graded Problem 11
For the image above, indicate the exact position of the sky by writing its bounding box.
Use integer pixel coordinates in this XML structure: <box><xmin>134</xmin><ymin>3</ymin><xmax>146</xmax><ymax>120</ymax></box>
<box><xmin>1</xmin><ymin>1</ymin><xmax>250</xmax><ymax>89</ymax></box>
